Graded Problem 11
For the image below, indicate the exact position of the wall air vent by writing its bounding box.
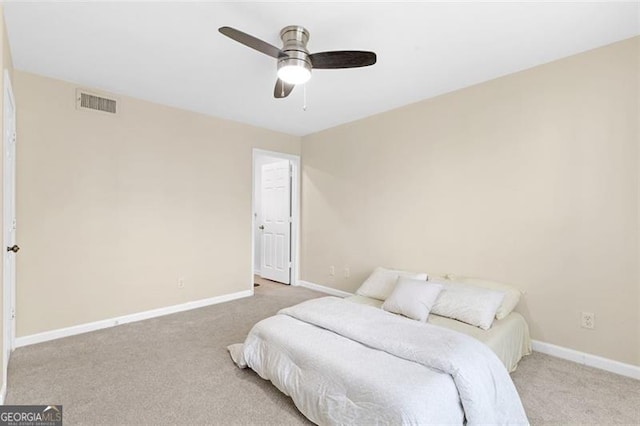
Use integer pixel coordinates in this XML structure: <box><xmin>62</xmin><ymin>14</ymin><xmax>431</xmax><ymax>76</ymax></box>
<box><xmin>76</xmin><ymin>89</ymin><xmax>118</xmax><ymax>114</ymax></box>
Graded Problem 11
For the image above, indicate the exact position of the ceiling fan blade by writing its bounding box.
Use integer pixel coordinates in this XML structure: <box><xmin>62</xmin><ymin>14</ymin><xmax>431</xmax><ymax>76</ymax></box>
<box><xmin>309</xmin><ymin>51</ymin><xmax>377</xmax><ymax>69</ymax></box>
<box><xmin>218</xmin><ymin>26</ymin><xmax>285</xmax><ymax>59</ymax></box>
<box><xmin>274</xmin><ymin>79</ymin><xmax>295</xmax><ymax>99</ymax></box>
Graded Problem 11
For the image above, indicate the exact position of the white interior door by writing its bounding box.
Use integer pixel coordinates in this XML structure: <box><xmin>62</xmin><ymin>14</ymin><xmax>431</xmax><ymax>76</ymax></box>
<box><xmin>3</xmin><ymin>70</ymin><xmax>17</xmax><ymax>379</ymax></box>
<box><xmin>259</xmin><ymin>161</ymin><xmax>291</xmax><ymax>284</ymax></box>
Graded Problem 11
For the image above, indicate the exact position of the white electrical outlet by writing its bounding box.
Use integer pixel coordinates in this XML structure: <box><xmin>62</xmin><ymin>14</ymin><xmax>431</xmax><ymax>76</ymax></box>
<box><xmin>329</xmin><ymin>266</ymin><xmax>335</xmax><ymax>276</ymax></box>
<box><xmin>581</xmin><ymin>312</ymin><xmax>595</xmax><ymax>329</ymax></box>
<box><xmin>178</xmin><ymin>278</ymin><xmax>185</xmax><ymax>288</ymax></box>
<box><xmin>344</xmin><ymin>267</ymin><xmax>350</xmax><ymax>278</ymax></box>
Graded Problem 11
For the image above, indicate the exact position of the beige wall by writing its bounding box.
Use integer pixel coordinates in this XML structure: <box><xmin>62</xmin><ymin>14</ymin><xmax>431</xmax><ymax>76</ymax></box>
<box><xmin>14</xmin><ymin>71</ymin><xmax>299</xmax><ymax>337</ymax></box>
<box><xmin>301</xmin><ymin>37</ymin><xmax>640</xmax><ymax>366</ymax></box>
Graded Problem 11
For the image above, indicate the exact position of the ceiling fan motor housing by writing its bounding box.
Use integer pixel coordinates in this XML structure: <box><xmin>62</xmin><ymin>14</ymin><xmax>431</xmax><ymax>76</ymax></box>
<box><xmin>278</xmin><ymin>26</ymin><xmax>312</xmax><ymax>79</ymax></box>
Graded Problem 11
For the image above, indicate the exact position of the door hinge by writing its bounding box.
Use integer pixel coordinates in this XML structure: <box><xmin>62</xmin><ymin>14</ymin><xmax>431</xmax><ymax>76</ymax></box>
<box><xmin>11</xmin><ymin>309</ymin><xmax>15</xmax><ymax>319</ymax></box>
<box><xmin>288</xmin><ymin>262</ymin><xmax>292</xmax><ymax>268</ymax></box>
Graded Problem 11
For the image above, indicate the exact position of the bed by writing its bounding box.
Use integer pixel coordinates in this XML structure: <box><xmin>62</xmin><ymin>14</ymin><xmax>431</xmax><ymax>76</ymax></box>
<box><xmin>346</xmin><ymin>294</ymin><xmax>532</xmax><ymax>373</ymax></box>
<box><xmin>229</xmin><ymin>270</ymin><xmax>531</xmax><ymax>425</ymax></box>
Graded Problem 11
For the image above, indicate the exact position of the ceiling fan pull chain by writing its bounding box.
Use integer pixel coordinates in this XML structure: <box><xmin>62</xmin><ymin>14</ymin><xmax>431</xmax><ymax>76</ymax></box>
<box><xmin>303</xmin><ymin>84</ymin><xmax>307</xmax><ymax>111</ymax></box>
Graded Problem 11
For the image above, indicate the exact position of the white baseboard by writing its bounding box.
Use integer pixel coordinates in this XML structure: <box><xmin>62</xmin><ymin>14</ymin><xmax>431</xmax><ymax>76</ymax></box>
<box><xmin>13</xmin><ymin>281</ymin><xmax>638</xmax><ymax>381</ymax></box>
<box><xmin>532</xmin><ymin>340</ymin><xmax>640</xmax><ymax>380</ymax></box>
<box><xmin>15</xmin><ymin>290</ymin><xmax>253</xmax><ymax>348</ymax></box>
<box><xmin>296</xmin><ymin>280</ymin><xmax>353</xmax><ymax>298</ymax></box>
<box><xmin>0</xmin><ymin>381</ymin><xmax>6</xmax><ymax>405</ymax></box>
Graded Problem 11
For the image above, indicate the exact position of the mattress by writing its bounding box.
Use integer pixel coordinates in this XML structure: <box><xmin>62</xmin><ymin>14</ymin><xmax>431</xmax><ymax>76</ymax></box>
<box><xmin>235</xmin><ymin>297</ymin><xmax>529</xmax><ymax>424</ymax></box>
<box><xmin>346</xmin><ymin>294</ymin><xmax>532</xmax><ymax>372</ymax></box>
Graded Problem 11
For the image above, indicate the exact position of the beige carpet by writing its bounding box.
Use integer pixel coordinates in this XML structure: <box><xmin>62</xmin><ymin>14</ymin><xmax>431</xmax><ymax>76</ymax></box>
<box><xmin>6</xmin><ymin>281</ymin><xmax>639</xmax><ymax>425</ymax></box>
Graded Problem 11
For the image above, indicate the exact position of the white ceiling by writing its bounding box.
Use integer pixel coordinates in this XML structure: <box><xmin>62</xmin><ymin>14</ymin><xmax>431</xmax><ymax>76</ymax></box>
<box><xmin>4</xmin><ymin>2</ymin><xmax>639</xmax><ymax>136</ymax></box>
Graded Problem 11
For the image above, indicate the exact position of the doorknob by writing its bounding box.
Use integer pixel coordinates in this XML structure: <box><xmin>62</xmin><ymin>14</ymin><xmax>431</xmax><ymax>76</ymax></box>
<box><xmin>6</xmin><ymin>245</ymin><xmax>19</xmax><ymax>253</ymax></box>
<box><xmin>259</xmin><ymin>225</ymin><xmax>264</xmax><ymax>230</ymax></box>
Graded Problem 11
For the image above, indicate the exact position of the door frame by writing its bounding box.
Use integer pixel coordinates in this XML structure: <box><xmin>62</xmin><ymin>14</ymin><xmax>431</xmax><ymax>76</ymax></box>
<box><xmin>2</xmin><ymin>69</ymin><xmax>16</xmax><ymax>387</ymax></box>
<box><xmin>251</xmin><ymin>149</ymin><xmax>300</xmax><ymax>290</ymax></box>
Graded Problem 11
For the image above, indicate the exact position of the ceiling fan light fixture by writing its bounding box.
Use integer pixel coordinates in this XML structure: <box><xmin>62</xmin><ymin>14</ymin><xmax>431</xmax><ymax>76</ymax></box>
<box><xmin>277</xmin><ymin>64</ymin><xmax>311</xmax><ymax>85</ymax></box>
<box><xmin>277</xmin><ymin>54</ymin><xmax>312</xmax><ymax>85</ymax></box>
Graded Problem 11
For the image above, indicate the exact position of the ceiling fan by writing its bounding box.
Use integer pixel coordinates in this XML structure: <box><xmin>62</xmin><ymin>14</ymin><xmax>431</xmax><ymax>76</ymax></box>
<box><xmin>219</xmin><ymin>26</ymin><xmax>377</xmax><ymax>99</ymax></box>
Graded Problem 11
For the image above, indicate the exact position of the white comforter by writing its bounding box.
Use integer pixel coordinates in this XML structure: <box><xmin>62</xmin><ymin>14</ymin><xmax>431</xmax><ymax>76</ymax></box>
<box><xmin>231</xmin><ymin>297</ymin><xmax>528</xmax><ymax>425</ymax></box>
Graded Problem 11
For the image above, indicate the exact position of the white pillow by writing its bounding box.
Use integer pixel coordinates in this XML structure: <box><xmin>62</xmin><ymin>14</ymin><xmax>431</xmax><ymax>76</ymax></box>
<box><xmin>356</xmin><ymin>267</ymin><xmax>428</xmax><ymax>301</ymax></box>
<box><xmin>442</xmin><ymin>274</ymin><xmax>522</xmax><ymax>320</ymax></box>
<box><xmin>430</xmin><ymin>279</ymin><xmax>506</xmax><ymax>330</ymax></box>
<box><xmin>382</xmin><ymin>278</ymin><xmax>443</xmax><ymax>322</ymax></box>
